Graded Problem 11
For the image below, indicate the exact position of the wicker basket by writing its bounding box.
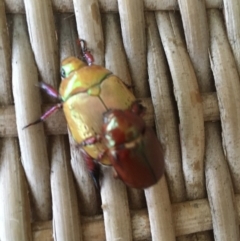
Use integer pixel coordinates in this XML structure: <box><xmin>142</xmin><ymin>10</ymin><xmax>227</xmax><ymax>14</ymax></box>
<box><xmin>1</xmin><ymin>0</ymin><xmax>240</xmax><ymax>240</ymax></box>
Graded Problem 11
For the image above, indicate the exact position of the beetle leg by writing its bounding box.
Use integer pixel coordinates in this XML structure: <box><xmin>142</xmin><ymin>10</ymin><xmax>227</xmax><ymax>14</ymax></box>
<box><xmin>79</xmin><ymin>135</ymin><xmax>102</xmax><ymax>147</ymax></box>
<box><xmin>23</xmin><ymin>103</ymin><xmax>62</xmax><ymax>129</ymax></box>
<box><xmin>122</xmin><ymin>81</ymin><xmax>134</xmax><ymax>90</ymax></box>
<box><xmin>130</xmin><ymin>100</ymin><xmax>146</xmax><ymax>117</ymax></box>
<box><xmin>36</xmin><ymin>81</ymin><xmax>60</xmax><ymax>99</ymax></box>
<box><xmin>79</xmin><ymin>39</ymin><xmax>94</xmax><ymax>65</ymax></box>
<box><xmin>80</xmin><ymin>148</ymin><xmax>101</xmax><ymax>189</ymax></box>
<box><xmin>112</xmin><ymin>168</ymin><xmax>119</xmax><ymax>179</ymax></box>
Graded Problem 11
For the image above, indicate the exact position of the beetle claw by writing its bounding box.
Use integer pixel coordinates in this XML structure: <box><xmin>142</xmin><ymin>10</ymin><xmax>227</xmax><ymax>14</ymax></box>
<box><xmin>90</xmin><ymin>163</ymin><xmax>101</xmax><ymax>190</ymax></box>
<box><xmin>22</xmin><ymin>119</ymin><xmax>42</xmax><ymax>129</ymax></box>
<box><xmin>23</xmin><ymin>103</ymin><xmax>62</xmax><ymax>130</ymax></box>
<box><xmin>80</xmin><ymin>148</ymin><xmax>102</xmax><ymax>189</ymax></box>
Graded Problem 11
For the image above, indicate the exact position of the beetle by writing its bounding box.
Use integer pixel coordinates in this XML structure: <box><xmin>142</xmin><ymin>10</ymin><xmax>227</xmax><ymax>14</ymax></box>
<box><xmin>80</xmin><ymin>101</ymin><xmax>164</xmax><ymax>188</ymax></box>
<box><xmin>25</xmin><ymin>40</ymin><xmax>164</xmax><ymax>188</ymax></box>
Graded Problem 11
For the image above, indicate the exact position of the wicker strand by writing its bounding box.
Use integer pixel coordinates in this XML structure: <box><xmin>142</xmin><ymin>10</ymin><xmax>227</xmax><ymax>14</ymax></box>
<box><xmin>12</xmin><ymin>14</ymin><xmax>51</xmax><ymax>221</ymax></box>
<box><xmin>1</xmin><ymin>0</ymin><xmax>240</xmax><ymax>240</ymax></box>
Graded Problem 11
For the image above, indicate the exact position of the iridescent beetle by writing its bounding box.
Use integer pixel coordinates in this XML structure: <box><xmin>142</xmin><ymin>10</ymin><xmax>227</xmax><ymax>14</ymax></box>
<box><xmin>25</xmin><ymin>40</ymin><xmax>164</xmax><ymax>188</ymax></box>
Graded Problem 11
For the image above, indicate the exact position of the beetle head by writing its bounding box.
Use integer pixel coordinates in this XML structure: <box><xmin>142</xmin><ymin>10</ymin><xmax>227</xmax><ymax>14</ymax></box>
<box><xmin>61</xmin><ymin>56</ymin><xmax>86</xmax><ymax>79</ymax></box>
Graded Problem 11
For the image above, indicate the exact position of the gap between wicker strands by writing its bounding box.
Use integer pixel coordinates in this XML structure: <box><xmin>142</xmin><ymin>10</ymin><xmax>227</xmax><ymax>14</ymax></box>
<box><xmin>4</xmin><ymin>0</ymin><xmax>224</xmax><ymax>13</ymax></box>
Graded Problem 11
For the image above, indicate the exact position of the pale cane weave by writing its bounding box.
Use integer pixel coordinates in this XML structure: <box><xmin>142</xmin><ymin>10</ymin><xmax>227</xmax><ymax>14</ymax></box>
<box><xmin>0</xmin><ymin>0</ymin><xmax>240</xmax><ymax>240</ymax></box>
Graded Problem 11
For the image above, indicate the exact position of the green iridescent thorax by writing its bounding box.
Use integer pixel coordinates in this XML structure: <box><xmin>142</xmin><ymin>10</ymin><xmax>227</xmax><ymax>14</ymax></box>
<box><xmin>59</xmin><ymin>63</ymin><xmax>112</xmax><ymax>101</ymax></box>
<box><xmin>60</xmin><ymin>73</ymin><xmax>83</xmax><ymax>101</ymax></box>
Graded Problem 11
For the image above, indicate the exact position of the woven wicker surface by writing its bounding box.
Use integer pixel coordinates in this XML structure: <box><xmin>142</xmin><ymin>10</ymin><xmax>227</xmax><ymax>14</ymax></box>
<box><xmin>0</xmin><ymin>0</ymin><xmax>240</xmax><ymax>240</ymax></box>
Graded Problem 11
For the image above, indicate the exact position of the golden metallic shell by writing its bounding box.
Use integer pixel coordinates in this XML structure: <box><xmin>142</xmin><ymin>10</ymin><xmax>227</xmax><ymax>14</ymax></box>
<box><xmin>61</xmin><ymin>62</ymin><xmax>135</xmax><ymax>165</ymax></box>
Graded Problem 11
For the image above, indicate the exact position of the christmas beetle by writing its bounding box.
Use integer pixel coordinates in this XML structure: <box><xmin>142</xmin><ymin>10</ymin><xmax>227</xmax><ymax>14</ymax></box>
<box><xmin>25</xmin><ymin>40</ymin><xmax>164</xmax><ymax>188</ymax></box>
